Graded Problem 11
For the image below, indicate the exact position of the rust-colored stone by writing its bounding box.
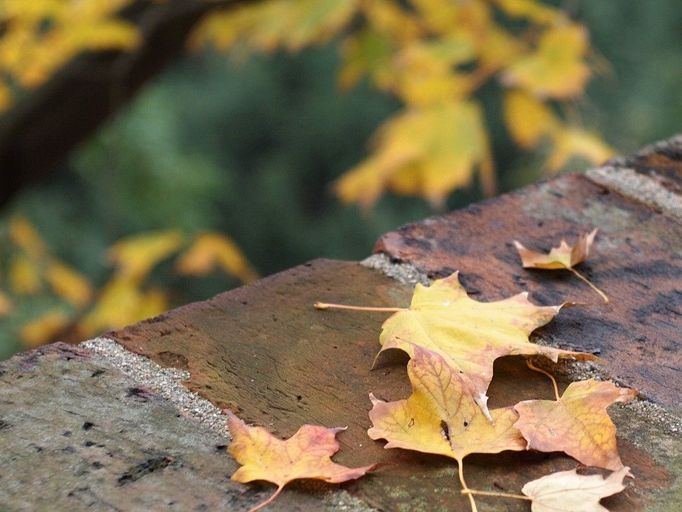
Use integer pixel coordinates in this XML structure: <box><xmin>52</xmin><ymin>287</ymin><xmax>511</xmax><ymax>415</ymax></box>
<box><xmin>110</xmin><ymin>259</ymin><xmax>672</xmax><ymax>511</ymax></box>
<box><xmin>375</xmin><ymin>174</ymin><xmax>682</xmax><ymax>418</ymax></box>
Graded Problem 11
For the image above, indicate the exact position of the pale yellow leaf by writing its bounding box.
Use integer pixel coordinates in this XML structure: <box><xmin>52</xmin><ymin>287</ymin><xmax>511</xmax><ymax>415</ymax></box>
<box><xmin>522</xmin><ymin>466</ymin><xmax>631</xmax><ymax>512</ymax></box>
<box><xmin>494</xmin><ymin>0</ymin><xmax>565</xmax><ymax>25</ymax></box>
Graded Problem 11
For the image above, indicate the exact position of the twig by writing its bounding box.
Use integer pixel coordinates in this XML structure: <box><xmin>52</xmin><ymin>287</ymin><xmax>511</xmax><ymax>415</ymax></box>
<box><xmin>314</xmin><ymin>302</ymin><xmax>406</xmax><ymax>312</ymax></box>
<box><xmin>569</xmin><ymin>268</ymin><xmax>609</xmax><ymax>303</ymax></box>
<box><xmin>527</xmin><ymin>359</ymin><xmax>560</xmax><ymax>401</ymax></box>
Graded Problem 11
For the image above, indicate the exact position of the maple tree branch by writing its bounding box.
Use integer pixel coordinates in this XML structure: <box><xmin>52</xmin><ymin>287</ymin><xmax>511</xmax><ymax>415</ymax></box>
<box><xmin>526</xmin><ymin>359</ymin><xmax>560</xmax><ymax>401</ymax></box>
<box><xmin>247</xmin><ymin>485</ymin><xmax>284</xmax><ymax>512</ymax></box>
<box><xmin>314</xmin><ymin>302</ymin><xmax>406</xmax><ymax>312</ymax></box>
<box><xmin>568</xmin><ymin>268</ymin><xmax>609</xmax><ymax>304</ymax></box>
<box><xmin>461</xmin><ymin>489</ymin><xmax>531</xmax><ymax>501</ymax></box>
<box><xmin>457</xmin><ymin>461</ymin><xmax>479</xmax><ymax>512</ymax></box>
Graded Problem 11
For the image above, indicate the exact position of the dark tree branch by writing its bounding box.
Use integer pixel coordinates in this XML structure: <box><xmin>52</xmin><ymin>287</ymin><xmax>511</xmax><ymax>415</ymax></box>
<box><xmin>0</xmin><ymin>0</ymin><xmax>254</xmax><ymax>208</ymax></box>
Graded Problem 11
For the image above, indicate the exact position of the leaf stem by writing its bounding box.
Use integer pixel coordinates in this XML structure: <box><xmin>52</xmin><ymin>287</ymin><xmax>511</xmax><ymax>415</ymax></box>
<box><xmin>457</xmin><ymin>461</ymin><xmax>478</xmax><ymax>512</ymax></box>
<box><xmin>568</xmin><ymin>268</ymin><xmax>609</xmax><ymax>303</ymax></box>
<box><xmin>461</xmin><ymin>489</ymin><xmax>531</xmax><ymax>501</ymax></box>
<box><xmin>314</xmin><ymin>302</ymin><xmax>406</xmax><ymax>312</ymax></box>
<box><xmin>526</xmin><ymin>359</ymin><xmax>560</xmax><ymax>401</ymax></box>
<box><xmin>247</xmin><ymin>485</ymin><xmax>284</xmax><ymax>512</ymax></box>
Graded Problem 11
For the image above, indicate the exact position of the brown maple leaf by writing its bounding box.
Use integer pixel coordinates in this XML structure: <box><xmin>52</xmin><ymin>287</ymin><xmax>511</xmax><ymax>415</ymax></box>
<box><xmin>513</xmin><ymin>229</ymin><xmax>608</xmax><ymax>303</ymax></box>
<box><xmin>521</xmin><ymin>466</ymin><xmax>632</xmax><ymax>512</ymax></box>
<box><xmin>513</xmin><ymin>379</ymin><xmax>637</xmax><ymax>470</ymax></box>
<box><xmin>376</xmin><ymin>271</ymin><xmax>596</xmax><ymax>419</ymax></box>
<box><xmin>227</xmin><ymin>412</ymin><xmax>376</xmax><ymax>512</ymax></box>
<box><xmin>368</xmin><ymin>347</ymin><xmax>526</xmax><ymax>511</ymax></box>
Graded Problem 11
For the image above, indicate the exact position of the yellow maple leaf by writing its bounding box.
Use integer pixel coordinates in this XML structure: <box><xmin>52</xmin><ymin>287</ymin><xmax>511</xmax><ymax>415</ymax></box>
<box><xmin>108</xmin><ymin>230</ymin><xmax>184</xmax><ymax>282</ymax></box>
<box><xmin>503</xmin><ymin>24</ymin><xmax>590</xmax><ymax>99</ymax></box>
<box><xmin>227</xmin><ymin>411</ymin><xmax>376</xmax><ymax>512</ymax></box>
<box><xmin>369</xmin><ymin>347</ymin><xmax>525</xmax><ymax>511</ymax></box>
<box><xmin>514</xmin><ymin>380</ymin><xmax>637</xmax><ymax>471</ymax></box>
<box><xmin>521</xmin><ymin>466</ymin><xmax>631</xmax><ymax>512</ymax></box>
<box><xmin>503</xmin><ymin>89</ymin><xmax>558</xmax><ymax>148</ymax></box>
<box><xmin>20</xmin><ymin>309</ymin><xmax>71</xmax><ymax>348</ymax></box>
<box><xmin>377</xmin><ymin>271</ymin><xmax>595</xmax><ymax>418</ymax></box>
<box><xmin>336</xmin><ymin>100</ymin><xmax>494</xmax><ymax>208</ymax></box>
<box><xmin>175</xmin><ymin>233</ymin><xmax>258</xmax><ymax>284</ymax></box>
<box><xmin>45</xmin><ymin>261</ymin><xmax>93</xmax><ymax>308</ymax></box>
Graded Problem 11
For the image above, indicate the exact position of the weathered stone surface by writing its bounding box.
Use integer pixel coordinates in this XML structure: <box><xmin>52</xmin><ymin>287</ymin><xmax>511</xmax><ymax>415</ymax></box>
<box><xmin>0</xmin><ymin>342</ymin><xmax>359</xmax><ymax>511</ymax></box>
<box><xmin>375</xmin><ymin>174</ymin><xmax>682</xmax><ymax>418</ymax></box>
<box><xmin>108</xmin><ymin>260</ymin><xmax>678</xmax><ymax>511</ymax></box>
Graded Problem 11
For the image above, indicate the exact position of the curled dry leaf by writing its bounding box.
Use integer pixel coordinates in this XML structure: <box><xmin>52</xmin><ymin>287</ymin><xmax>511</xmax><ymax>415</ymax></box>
<box><xmin>522</xmin><ymin>466</ymin><xmax>632</xmax><ymax>512</ymax></box>
<box><xmin>227</xmin><ymin>412</ymin><xmax>376</xmax><ymax>512</ymax></box>
<box><xmin>514</xmin><ymin>380</ymin><xmax>637</xmax><ymax>470</ymax></box>
<box><xmin>378</xmin><ymin>271</ymin><xmax>596</xmax><ymax>418</ymax></box>
<box><xmin>513</xmin><ymin>229</ymin><xmax>608</xmax><ymax>303</ymax></box>
<box><xmin>368</xmin><ymin>347</ymin><xmax>526</xmax><ymax>462</ymax></box>
<box><xmin>514</xmin><ymin>229</ymin><xmax>598</xmax><ymax>270</ymax></box>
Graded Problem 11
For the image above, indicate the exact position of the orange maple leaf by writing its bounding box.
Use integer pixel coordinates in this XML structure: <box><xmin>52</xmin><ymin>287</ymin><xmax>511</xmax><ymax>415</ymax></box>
<box><xmin>513</xmin><ymin>229</ymin><xmax>608</xmax><ymax>303</ymax></box>
<box><xmin>227</xmin><ymin>412</ymin><xmax>376</xmax><ymax>512</ymax></box>
<box><xmin>513</xmin><ymin>380</ymin><xmax>636</xmax><ymax>471</ymax></box>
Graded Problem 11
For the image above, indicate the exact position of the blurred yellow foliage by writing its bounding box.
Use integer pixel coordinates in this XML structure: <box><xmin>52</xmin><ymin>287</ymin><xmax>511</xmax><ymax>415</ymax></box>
<box><xmin>0</xmin><ymin>0</ymin><xmax>139</xmax><ymax>108</ymax></box>
<box><xmin>20</xmin><ymin>309</ymin><xmax>71</xmax><ymax>349</ymax></box>
<box><xmin>176</xmin><ymin>233</ymin><xmax>259</xmax><ymax>284</ymax></box>
<box><xmin>196</xmin><ymin>0</ymin><xmax>613</xmax><ymax>206</ymax></box>
<box><xmin>2</xmin><ymin>217</ymin><xmax>257</xmax><ymax>348</ymax></box>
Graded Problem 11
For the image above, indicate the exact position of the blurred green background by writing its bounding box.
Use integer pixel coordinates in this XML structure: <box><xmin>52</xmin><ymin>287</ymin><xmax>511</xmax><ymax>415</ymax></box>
<box><xmin>1</xmin><ymin>0</ymin><xmax>681</xmax><ymax>359</ymax></box>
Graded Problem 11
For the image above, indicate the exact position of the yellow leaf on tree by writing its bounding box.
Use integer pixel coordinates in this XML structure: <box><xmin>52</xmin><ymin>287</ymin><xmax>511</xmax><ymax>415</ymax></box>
<box><xmin>0</xmin><ymin>290</ymin><xmax>14</xmax><ymax>317</ymax></box>
<box><xmin>8</xmin><ymin>217</ymin><xmax>47</xmax><ymax>259</ymax></box>
<box><xmin>521</xmin><ymin>466</ymin><xmax>631</xmax><ymax>512</ymax></box>
<box><xmin>503</xmin><ymin>24</ymin><xmax>590</xmax><ymax>99</ymax></box>
<box><xmin>546</xmin><ymin>127</ymin><xmax>615</xmax><ymax>172</ymax></box>
<box><xmin>514</xmin><ymin>380</ymin><xmax>636</xmax><ymax>471</ymax></box>
<box><xmin>176</xmin><ymin>233</ymin><xmax>258</xmax><ymax>284</ymax></box>
<box><xmin>9</xmin><ymin>254</ymin><xmax>42</xmax><ymax>295</ymax></box>
<box><xmin>227</xmin><ymin>411</ymin><xmax>376</xmax><ymax>512</ymax></box>
<box><xmin>377</xmin><ymin>271</ymin><xmax>595</xmax><ymax>418</ymax></box>
<box><xmin>20</xmin><ymin>309</ymin><xmax>70</xmax><ymax>348</ymax></box>
<box><xmin>45</xmin><ymin>261</ymin><xmax>93</xmax><ymax>308</ymax></box>
<box><xmin>108</xmin><ymin>230</ymin><xmax>184</xmax><ymax>281</ymax></box>
<box><xmin>503</xmin><ymin>89</ymin><xmax>558</xmax><ymax>148</ymax></box>
<box><xmin>368</xmin><ymin>347</ymin><xmax>526</xmax><ymax>461</ymax></box>
<box><xmin>336</xmin><ymin>101</ymin><xmax>493</xmax><ymax>208</ymax></box>
<box><xmin>338</xmin><ymin>29</ymin><xmax>394</xmax><ymax>91</ymax></box>
<box><xmin>79</xmin><ymin>277</ymin><xmax>168</xmax><ymax>335</ymax></box>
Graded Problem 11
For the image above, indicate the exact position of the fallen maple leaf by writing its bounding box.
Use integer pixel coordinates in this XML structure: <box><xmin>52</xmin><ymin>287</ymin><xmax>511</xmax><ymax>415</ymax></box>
<box><xmin>513</xmin><ymin>229</ymin><xmax>608</xmax><ymax>303</ymax></box>
<box><xmin>369</xmin><ymin>347</ymin><xmax>526</xmax><ymax>511</ymax></box>
<box><xmin>227</xmin><ymin>412</ymin><xmax>376</xmax><ymax>512</ymax></box>
<box><xmin>514</xmin><ymin>379</ymin><xmax>636</xmax><ymax>471</ymax></box>
<box><xmin>521</xmin><ymin>466</ymin><xmax>631</xmax><ymax>512</ymax></box>
<box><xmin>376</xmin><ymin>271</ymin><xmax>595</xmax><ymax>418</ymax></box>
